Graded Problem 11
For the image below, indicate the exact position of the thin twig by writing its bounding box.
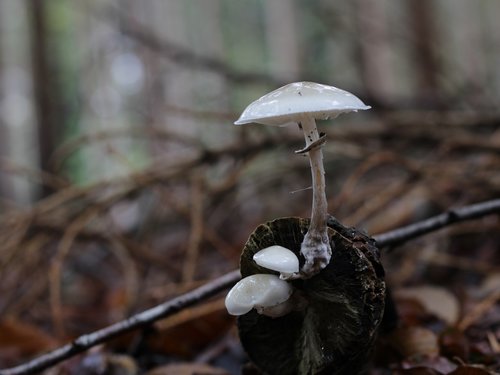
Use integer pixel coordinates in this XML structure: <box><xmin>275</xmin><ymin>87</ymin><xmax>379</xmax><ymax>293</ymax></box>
<box><xmin>182</xmin><ymin>173</ymin><xmax>205</xmax><ymax>282</ymax></box>
<box><xmin>49</xmin><ymin>127</ymin><xmax>200</xmax><ymax>172</ymax></box>
<box><xmin>2</xmin><ymin>198</ymin><xmax>500</xmax><ymax>375</ymax></box>
<box><xmin>0</xmin><ymin>270</ymin><xmax>241</xmax><ymax>375</ymax></box>
<box><xmin>0</xmin><ymin>158</ymin><xmax>69</xmax><ymax>190</ymax></box>
<box><xmin>457</xmin><ymin>289</ymin><xmax>500</xmax><ymax>331</ymax></box>
<box><xmin>50</xmin><ymin>206</ymin><xmax>103</xmax><ymax>337</ymax></box>
<box><xmin>371</xmin><ymin>198</ymin><xmax>500</xmax><ymax>249</ymax></box>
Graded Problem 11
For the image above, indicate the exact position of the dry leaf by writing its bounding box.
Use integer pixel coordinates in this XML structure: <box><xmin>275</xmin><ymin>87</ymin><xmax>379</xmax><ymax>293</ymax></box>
<box><xmin>0</xmin><ymin>318</ymin><xmax>58</xmax><ymax>364</ymax></box>
<box><xmin>448</xmin><ymin>364</ymin><xmax>495</xmax><ymax>374</ymax></box>
<box><xmin>439</xmin><ymin>328</ymin><xmax>470</xmax><ymax>360</ymax></box>
<box><xmin>395</xmin><ymin>296</ymin><xmax>432</xmax><ymax>326</ymax></box>
<box><xmin>400</xmin><ymin>355</ymin><xmax>457</xmax><ymax>373</ymax></box>
<box><xmin>392</xmin><ymin>367</ymin><xmax>443</xmax><ymax>375</ymax></box>
<box><xmin>394</xmin><ymin>286</ymin><xmax>460</xmax><ymax>326</ymax></box>
<box><xmin>389</xmin><ymin>326</ymin><xmax>440</xmax><ymax>358</ymax></box>
<box><xmin>146</xmin><ymin>363</ymin><xmax>229</xmax><ymax>375</ymax></box>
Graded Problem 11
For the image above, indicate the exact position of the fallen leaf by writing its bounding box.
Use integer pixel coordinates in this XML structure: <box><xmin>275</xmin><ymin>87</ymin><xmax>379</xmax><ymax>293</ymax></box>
<box><xmin>401</xmin><ymin>355</ymin><xmax>457</xmax><ymax>373</ymax></box>
<box><xmin>394</xmin><ymin>286</ymin><xmax>460</xmax><ymax>326</ymax></box>
<box><xmin>389</xmin><ymin>326</ymin><xmax>440</xmax><ymax>359</ymax></box>
<box><xmin>146</xmin><ymin>363</ymin><xmax>229</xmax><ymax>375</ymax></box>
<box><xmin>392</xmin><ymin>367</ymin><xmax>443</xmax><ymax>375</ymax></box>
<box><xmin>394</xmin><ymin>296</ymin><xmax>432</xmax><ymax>326</ymax></box>
<box><xmin>439</xmin><ymin>328</ymin><xmax>470</xmax><ymax>360</ymax></box>
<box><xmin>70</xmin><ymin>351</ymin><xmax>138</xmax><ymax>375</ymax></box>
<box><xmin>0</xmin><ymin>318</ymin><xmax>58</xmax><ymax>365</ymax></box>
<box><xmin>448</xmin><ymin>364</ymin><xmax>495</xmax><ymax>374</ymax></box>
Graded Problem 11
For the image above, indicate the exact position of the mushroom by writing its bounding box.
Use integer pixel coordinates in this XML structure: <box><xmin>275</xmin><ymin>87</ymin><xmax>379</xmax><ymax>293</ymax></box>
<box><xmin>225</xmin><ymin>274</ymin><xmax>294</xmax><ymax>317</ymax></box>
<box><xmin>235</xmin><ymin>82</ymin><xmax>370</xmax><ymax>278</ymax></box>
<box><xmin>253</xmin><ymin>245</ymin><xmax>299</xmax><ymax>280</ymax></box>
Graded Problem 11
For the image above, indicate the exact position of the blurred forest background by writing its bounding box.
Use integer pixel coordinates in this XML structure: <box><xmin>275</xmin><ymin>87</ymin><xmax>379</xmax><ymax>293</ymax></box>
<box><xmin>1</xmin><ymin>0</ymin><xmax>500</xmax><ymax>374</ymax></box>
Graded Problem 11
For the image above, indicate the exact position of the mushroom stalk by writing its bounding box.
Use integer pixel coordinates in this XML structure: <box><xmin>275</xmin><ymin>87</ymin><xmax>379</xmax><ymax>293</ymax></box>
<box><xmin>299</xmin><ymin>116</ymin><xmax>332</xmax><ymax>277</ymax></box>
<box><xmin>233</xmin><ymin>82</ymin><xmax>370</xmax><ymax>277</ymax></box>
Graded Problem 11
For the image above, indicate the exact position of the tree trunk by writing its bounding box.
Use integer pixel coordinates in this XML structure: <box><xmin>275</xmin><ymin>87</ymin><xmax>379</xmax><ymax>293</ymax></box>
<box><xmin>29</xmin><ymin>0</ymin><xmax>59</xmax><ymax>197</ymax></box>
<box><xmin>409</xmin><ymin>0</ymin><xmax>442</xmax><ymax>108</ymax></box>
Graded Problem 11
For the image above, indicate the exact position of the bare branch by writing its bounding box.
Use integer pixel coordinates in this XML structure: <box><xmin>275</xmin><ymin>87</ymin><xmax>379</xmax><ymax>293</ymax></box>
<box><xmin>0</xmin><ymin>270</ymin><xmax>241</xmax><ymax>375</ymax></box>
<box><xmin>2</xmin><ymin>198</ymin><xmax>500</xmax><ymax>375</ymax></box>
<box><xmin>372</xmin><ymin>198</ymin><xmax>500</xmax><ymax>249</ymax></box>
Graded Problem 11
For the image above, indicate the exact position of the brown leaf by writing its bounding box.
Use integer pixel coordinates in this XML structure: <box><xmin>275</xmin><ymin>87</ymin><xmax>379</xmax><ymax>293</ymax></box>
<box><xmin>389</xmin><ymin>326</ymin><xmax>440</xmax><ymax>359</ymax></box>
<box><xmin>395</xmin><ymin>297</ymin><xmax>432</xmax><ymax>326</ymax></box>
<box><xmin>0</xmin><ymin>318</ymin><xmax>58</xmax><ymax>365</ymax></box>
<box><xmin>392</xmin><ymin>368</ymin><xmax>443</xmax><ymax>375</ymax></box>
<box><xmin>448</xmin><ymin>364</ymin><xmax>495</xmax><ymax>374</ymax></box>
<box><xmin>146</xmin><ymin>363</ymin><xmax>229</xmax><ymax>375</ymax></box>
<box><xmin>439</xmin><ymin>328</ymin><xmax>470</xmax><ymax>360</ymax></box>
<box><xmin>469</xmin><ymin>342</ymin><xmax>498</xmax><ymax>365</ymax></box>
<box><xmin>394</xmin><ymin>286</ymin><xmax>460</xmax><ymax>326</ymax></box>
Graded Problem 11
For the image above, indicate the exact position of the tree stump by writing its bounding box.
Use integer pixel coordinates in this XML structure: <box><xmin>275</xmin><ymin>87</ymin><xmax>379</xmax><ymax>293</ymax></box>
<box><xmin>238</xmin><ymin>216</ymin><xmax>386</xmax><ymax>375</ymax></box>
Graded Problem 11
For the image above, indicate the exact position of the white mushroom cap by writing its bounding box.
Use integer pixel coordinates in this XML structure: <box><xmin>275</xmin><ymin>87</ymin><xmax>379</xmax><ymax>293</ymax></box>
<box><xmin>253</xmin><ymin>245</ymin><xmax>299</xmax><ymax>279</ymax></box>
<box><xmin>225</xmin><ymin>274</ymin><xmax>293</xmax><ymax>316</ymax></box>
<box><xmin>234</xmin><ymin>81</ymin><xmax>370</xmax><ymax>127</ymax></box>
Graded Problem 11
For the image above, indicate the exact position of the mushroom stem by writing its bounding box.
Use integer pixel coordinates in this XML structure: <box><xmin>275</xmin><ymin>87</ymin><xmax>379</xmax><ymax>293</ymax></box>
<box><xmin>299</xmin><ymin>116</ymin><xmax>332</xmax><ymax>278</ymax></box>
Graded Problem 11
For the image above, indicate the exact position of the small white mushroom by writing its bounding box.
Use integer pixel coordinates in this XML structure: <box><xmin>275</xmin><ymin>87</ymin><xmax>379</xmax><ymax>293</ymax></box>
<box><xmin>235</xmin><ymin>82</ymin><xmax>370</xmax><ymax>278</ymax></box>
<box><xmin>225</xmin><ymin>274</ymin><xmax>294</xmax><ymax>317</ymax></box>
<box><xmin>253</xmin><ymin>245</ymin><xmax>299</xmax><ymax>280</ymax></box>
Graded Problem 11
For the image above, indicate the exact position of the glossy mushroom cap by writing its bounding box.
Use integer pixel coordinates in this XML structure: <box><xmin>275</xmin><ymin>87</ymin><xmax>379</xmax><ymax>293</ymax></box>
<box><xmin>253</xmin><ymin>245</ymin><xmax>299</xmax><ymax>279</ymax></box>
<box><xmin>234</xmin><ymin>81</ymin><xmax>370</xmax><ymax>127</ymax></box>
<box><xmin>225</xmin><ymin>274</ymin><xmax>293</xmax><ymax>316</ymax></box>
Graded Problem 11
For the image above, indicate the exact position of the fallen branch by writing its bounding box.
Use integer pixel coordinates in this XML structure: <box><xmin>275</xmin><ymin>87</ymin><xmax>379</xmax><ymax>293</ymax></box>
<box><xmin>372</xmin><ymin>198</ymin><xmax>500</xmax><ymax>249</ymax></box>
<box><xmin>2</xmin><ymin>198</ymin><xmax>500</xmax><ymax>375</ymax></box>
<box><xmin>0</xmin><ymin>270</ymin><xmax>241</xmax><ymax>375</ymax></box>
